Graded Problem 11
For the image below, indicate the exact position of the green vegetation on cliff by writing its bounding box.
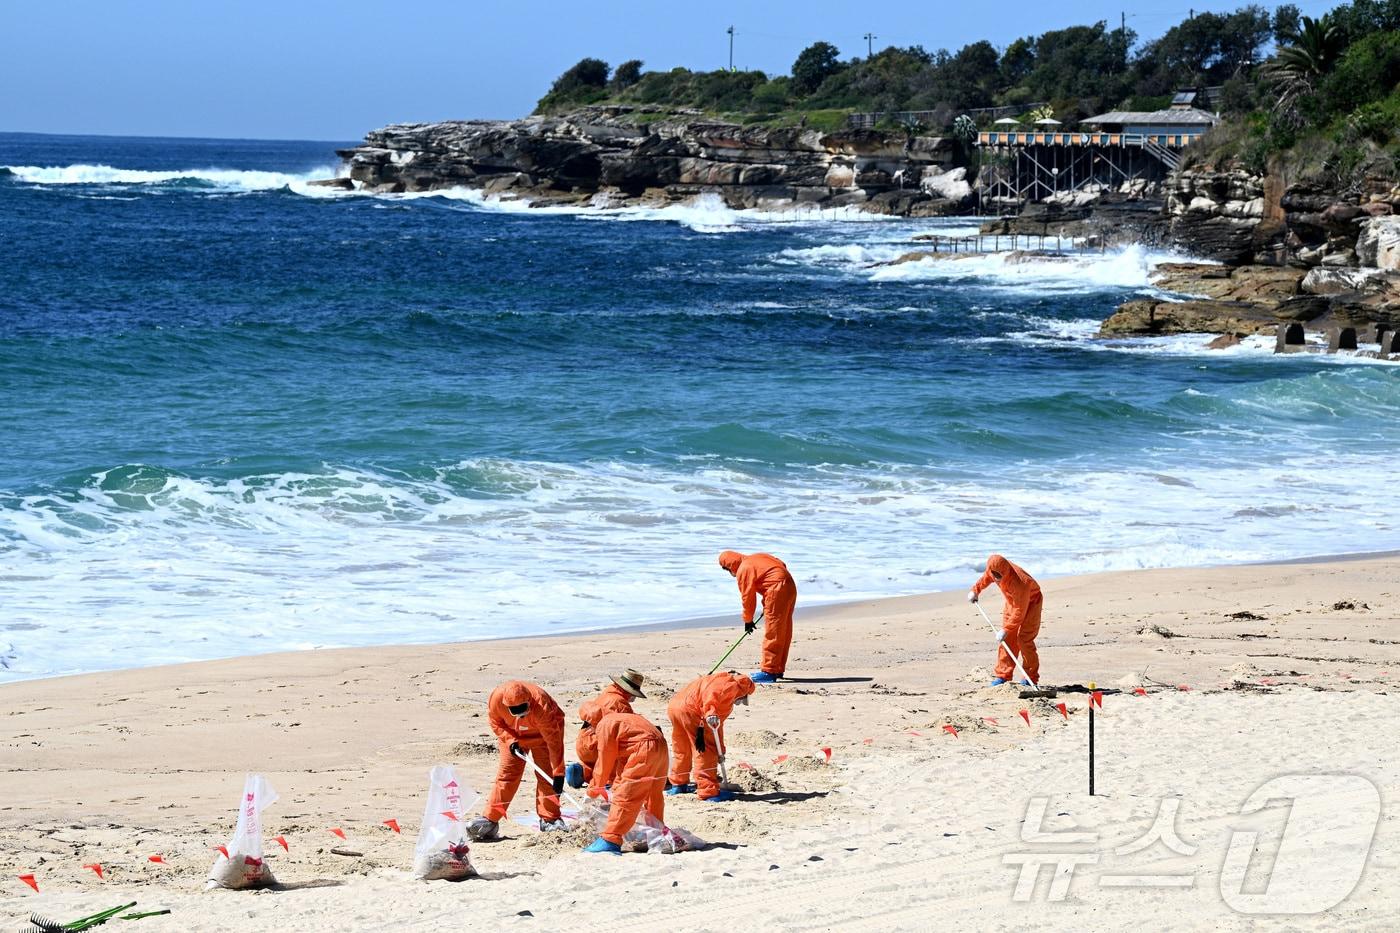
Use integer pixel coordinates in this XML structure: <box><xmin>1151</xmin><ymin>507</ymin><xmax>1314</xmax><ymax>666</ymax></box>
<box><xmin>534</xmin><ymin>1</ymin><xmax>1400</xmax><ymax>186</ymax></box>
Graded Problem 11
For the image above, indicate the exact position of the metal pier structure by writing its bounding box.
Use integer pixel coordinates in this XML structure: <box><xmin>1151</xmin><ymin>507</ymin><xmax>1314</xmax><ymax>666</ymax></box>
<box><xmin>974</xmin><ymin>129</ymin><xmax>1192</xmax><ymax>203</ymax></box>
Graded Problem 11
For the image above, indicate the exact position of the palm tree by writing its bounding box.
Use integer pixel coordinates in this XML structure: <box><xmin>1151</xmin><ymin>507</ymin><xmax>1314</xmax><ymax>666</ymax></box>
<box><xmin>1263</xmin><ymin>15</ymin><xmax>1345</xmax><ymax>110</ymax></box>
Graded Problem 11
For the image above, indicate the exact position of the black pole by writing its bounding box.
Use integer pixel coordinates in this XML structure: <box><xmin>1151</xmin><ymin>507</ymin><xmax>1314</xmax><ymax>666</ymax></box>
<box><xmin>1088</xmin><ymin>703</ymin><xmax>1096</xmax><ymax>796</ymax></box>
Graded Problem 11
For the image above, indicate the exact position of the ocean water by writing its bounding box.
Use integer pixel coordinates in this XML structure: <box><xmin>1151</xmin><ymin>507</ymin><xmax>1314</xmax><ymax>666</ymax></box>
<box><xmin>2</xmin><ymin>132</ymin><xmax>1397</xmax><ymax>682</ymax></box>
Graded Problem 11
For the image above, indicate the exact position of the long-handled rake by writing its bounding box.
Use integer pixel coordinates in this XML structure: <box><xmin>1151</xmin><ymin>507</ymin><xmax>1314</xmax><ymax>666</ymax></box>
<box><xmin>975</xmin><ymin>601</ymin><xmax>1057</xmax><ymax>699</ymax></box>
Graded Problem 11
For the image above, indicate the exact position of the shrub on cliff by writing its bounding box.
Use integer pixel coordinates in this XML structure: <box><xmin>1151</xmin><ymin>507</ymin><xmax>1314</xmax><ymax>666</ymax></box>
<box><xmin>535</xmin><ymin>58</ymin><xmax>611</xmax><ymax>113</ymax></box>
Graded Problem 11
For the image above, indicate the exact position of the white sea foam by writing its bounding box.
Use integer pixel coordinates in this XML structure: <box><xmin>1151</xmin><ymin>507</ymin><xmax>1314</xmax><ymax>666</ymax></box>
<box><xmin>2</xmin><ymin>162</ymin><xmax>347</xmax><ymax>194</ymax></box>
<box><xmin>2</xmin><ymin>449</ymin><xmax>1397</xmax><ymax>682</ymax></box>
<box><xmin>869</xmin><ymin>243</ymin><xmax>1178</xmax><ymax>291</ymax></box>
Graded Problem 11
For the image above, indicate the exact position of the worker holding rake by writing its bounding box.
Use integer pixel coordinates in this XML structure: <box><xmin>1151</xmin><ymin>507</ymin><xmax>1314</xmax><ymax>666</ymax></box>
<box><xmin>969</xmin><ymin>554</ymin><xmax>1044</xmax><ymax>687</ymax></box>
<box><xmin>666</xmin><ymin>672</ymin><xmax>755</xmax><ymax>802</ymax></box>
<box><xmin>718</xmin><ymin>550</ymin><xmax>797</xmax><ymax>683</ymax></box>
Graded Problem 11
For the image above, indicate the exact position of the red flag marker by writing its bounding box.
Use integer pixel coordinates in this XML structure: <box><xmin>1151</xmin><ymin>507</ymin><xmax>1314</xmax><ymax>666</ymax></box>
<box><xmin>983</xmin><ymin>717</ymin><xmax>1000</xmax><ymax>726</ymax></box>
<box><xmin>19</xmin><ymin>873</ymin><xmax>38</xmax><ymax>892</ymax></box>
<box><xmin>820</xmin><ymin>747</ymin><xmax>832</xmax><ymax>763</ymax></box>
<box><xmin>1090</xmin><ymin>691</ymin><xmax>1103</xmax><ymax>710</ymax></box>
<box><xmin>440</xmin><ymin>811</ymin><xmax>459</xmax><ymax>822</ymax></box>
<box><xmin>214</xmin><ymin>845</ymin><xmax>229</xmax><ymax>859</ymax></box>
<box><xmin>735</xmin><ymin>761</ymin><xmax>755</xmax><ymax>771</ymax></box>
<box><xmin>329</xmin><ymin>828</ymin><xmax>346</xmax><ymax>840</ymax></box>
<box><xmin>862</xmin><ymin>737</ymin><xmax>873</xmax><ymax>745</ymax></box>
<box><xmin>1055</xmin><ymin>703</ymin><xmax>1068</xmax><ymax>721</ymax></box>
<box><xmin>382</xmin><ymin>819</ymin><xmax>401</xmax><ymax>834</ymax></box>
<box><xmin>274</xmin><ymin>836</ymin><xmax>288</xmax><ymax>852</ymax></box>
<box><xmin>942</xmin><ymin>724</ymin><xmax>959</xmax><ymax>737</ymax></box>
<box><xmin>83</xmin><ymin>863</ymin><xmax>104</xmax><ymax>879</ymax></box>
<box><xmin>906</xmin><ymin>730</ymin><xmax>923</xmax><ymax>737</ymax></box>
<box><xmin>147</xmin><ymin>855</ymin><xmax>166</xmax><ymax>864</ymax></box>
<box><xmin>1177</xmin><ymin>684</ymin><xmax>1190</xmax><ymax>691</ymax></box>
<box><xmin>771</xmin><ymin>754</ymin><xmax>789</xmax><ymax>764</ymax></box>
<box><xmin>1018</xmin><ymin>709</ymin><xmax>1031</xmax><ymax>726</ymax></box>
<box><xmin>1132</xmin><ymin>687</ymin><xmax>1147</xmax><ymax>696</ymax></box>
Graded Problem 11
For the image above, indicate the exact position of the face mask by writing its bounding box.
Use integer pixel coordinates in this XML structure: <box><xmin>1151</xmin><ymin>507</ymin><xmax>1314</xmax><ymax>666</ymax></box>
<box><xmin>507</xmin><ymin>704</ymin><xmax>529</xmax><ymax>718</ymax></box>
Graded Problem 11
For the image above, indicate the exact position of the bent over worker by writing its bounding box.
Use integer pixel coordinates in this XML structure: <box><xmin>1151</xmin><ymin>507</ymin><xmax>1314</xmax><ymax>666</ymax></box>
<box><xmin>468</xmin><ymin>680</ymin><xmax>567</xmax><ymax>840</ymax></box>
<box><xmin>718</xmin><ymin>550</ymin><xmax>798</xmax><ymax>683</ymax></box>
<box><xmin>666</xmin><ymin>671</ymin><xmax>755</xmax><ymax>802</ymax></box>
<box><xmin>968</xmin><ymin>554</ymin><xmax>1044</xmax><ymax>686</ymax></box>
<box><xmin>569</xmin><ymin>669</ymin><xmax>647</xmax><ymax>789</ymax></box>
<box><xmin>582</xmin><ymin>711</ymin><xmax>669</xmax><ymax>855</ymax></box>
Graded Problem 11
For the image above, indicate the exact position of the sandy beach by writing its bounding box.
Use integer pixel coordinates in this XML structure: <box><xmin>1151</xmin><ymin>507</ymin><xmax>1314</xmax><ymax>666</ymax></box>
<box><xmin>3</xmin><ymin>555</ymin><xmax>1397</xmax><ymax>930</ymax></box>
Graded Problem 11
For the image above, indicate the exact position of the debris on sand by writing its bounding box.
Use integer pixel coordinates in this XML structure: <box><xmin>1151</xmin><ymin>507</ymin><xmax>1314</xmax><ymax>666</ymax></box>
<box><xmin>1137</xmin><ymin>623</ymin><xmax>1180</xmax><ymax>639</ymax></box>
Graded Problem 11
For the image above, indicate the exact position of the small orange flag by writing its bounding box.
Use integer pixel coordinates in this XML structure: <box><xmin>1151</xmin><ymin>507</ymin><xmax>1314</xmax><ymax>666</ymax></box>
<box><xmin>440</xmin><ymin>811</ymin><xmax>459</xmax><ymax>822</ymax></box>
<box><xmin>83</xmin><ymin>863</ymin><xmax>104</xmax><ymax>879</ymax></box>
<box><xmin>1132</xmin><ymin>687</ymin><xmax>1147</xmax><ymax>696</ymax></box>
<box><xmin>820</xmin><ymin>747</ymin><xmax>832</xmax><ymax>762</ymax></box>
<box><xmin>19</xmin><ymin>873</ymin><xmax>38</xmax><ymax>892</ymax></box>
<box><xmin>1177</xmin><ymin>684</ymin><xmax>1190</xmax><ymax>691</ymax></box>
<box><xmin>274</xmin><ymin>836</ymin><xmax>288</xmax><ymax>852</ymax></box>
<box><xmin>771</xmin><ymin>754</ymin><xmax>789</xmax><ymax>764</ymax></box>
<box><xmin>1090</xmin><ymin>691</ymin><xmax>1103</xmax><ymax>709</ymax></box>
<box><xmin>329</xmin><ymin>828</ymin><xmax>346</xmax><ymax>840</ymax></box>
<box><xmin>1018</xmin><ymin>709</ymin><xmax>1030</xmax><ymax>726</ymax></box>
<box><xmin>942</xmin><ymin>724</ymin><xmax>959</xmax><ymax>737</ymax></box>
<box><xmin>383</xmin><ymin>819</ymin><xmax>401</xmax><ymax>834</ymax></box>
<box><xmin>984</xmin><ymin>717</ymin><xmax>1000</xmax><ymax>726</ymax></box>
<box><xmin>906</xmin><ymin>730</ymin><xmax>923</xmax><ymax>737</ymax></box>
<box><xmin>147</xmin><ymin>855</ymin><xmax>166</xmax><ymax>864</ymax></box>
<box><xmin>214</xmin><ymin>845</ymin><xmax>229</xmax><ymax>859</ymax></box>
<box><xmin>1055</xmin><ymin>703</ymin><xmax>1068</xmax><ymax>721</ymax></box>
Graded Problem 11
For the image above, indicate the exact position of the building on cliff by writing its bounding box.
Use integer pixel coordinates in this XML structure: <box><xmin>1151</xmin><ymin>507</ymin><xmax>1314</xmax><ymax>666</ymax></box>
<box><xmin>977</xmin><ymin>95</ymin><xmax>1219</xmax><ymax>205</ymax></box>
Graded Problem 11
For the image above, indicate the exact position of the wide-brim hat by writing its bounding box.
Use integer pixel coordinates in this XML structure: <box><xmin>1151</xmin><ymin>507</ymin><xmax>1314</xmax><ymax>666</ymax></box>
<box><xmin>609</xmin><ymin>669</ymin><xmax>647</xmax><ymax>699</ymax></box>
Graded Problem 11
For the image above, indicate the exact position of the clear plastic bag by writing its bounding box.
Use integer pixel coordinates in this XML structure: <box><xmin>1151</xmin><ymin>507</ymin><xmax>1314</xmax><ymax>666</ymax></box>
<box><xmin>623</xmin><ymin>809</ymin><xmax>705</xmax><ymax>854</ymax></box>
<box><xmin>412</xmin><ymin>764</ymin><xmax>479</xmax><ymax>881</ymax></box>
<box><xmin>206</xmin><ymin>774</ymin><xmax>278</xmax><ymax>890</ymax></box>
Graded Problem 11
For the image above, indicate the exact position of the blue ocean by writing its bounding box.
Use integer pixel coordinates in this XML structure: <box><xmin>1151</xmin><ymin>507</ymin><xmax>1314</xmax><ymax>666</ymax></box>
<box><xmin>2</xmin><ymin>132</ymin><xmax>1396</xmax><ymax>682</ymax></box>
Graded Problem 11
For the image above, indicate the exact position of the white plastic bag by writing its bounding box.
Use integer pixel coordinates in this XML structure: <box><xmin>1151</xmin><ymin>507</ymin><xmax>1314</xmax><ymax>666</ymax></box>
<box><xmin>412</xmin><ymin>764</ymin><xmax>479</xmax><ymax>881</ymax></box>
<box><xmin>206</xmin><ymin>773</ymin><xmax>278</xmax><ymax>890</ymax></box>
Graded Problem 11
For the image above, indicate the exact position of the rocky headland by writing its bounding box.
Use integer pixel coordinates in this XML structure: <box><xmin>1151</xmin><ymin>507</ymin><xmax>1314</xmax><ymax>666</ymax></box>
<box><xmin>333</xmin><ymin>106</ymin><xmax>974</xmax><ymax>216</ymax></box>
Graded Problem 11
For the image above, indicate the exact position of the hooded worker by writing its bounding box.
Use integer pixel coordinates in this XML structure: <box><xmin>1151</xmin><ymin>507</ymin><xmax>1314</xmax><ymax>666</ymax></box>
<box><xmin>718</xmin><ymin>550</ymin><xmax>798</xmax><ymax>683</ymax></box>
<box><xmin>581</xmin><ymin>711</ymin><xmax>669</xmax><ymax>855</ymax></box>
<box><xmin>666</xmin><ymin>671</ymin><xmax>755</xmax><ymax>802</ymax></box>
<box><xmin>568</xmin><ymin>669</ymin><xmax>647</xmax><ymax>789</ymax></box>
<box><xmin>968</xmin><ymin>554</ymin><xmax>1044</xmax><ymax>686</ymax></box>
<box><xmin>467</xmin><ymin>680</ymin><xmax>568</xmax><ymax>841</ymax></box>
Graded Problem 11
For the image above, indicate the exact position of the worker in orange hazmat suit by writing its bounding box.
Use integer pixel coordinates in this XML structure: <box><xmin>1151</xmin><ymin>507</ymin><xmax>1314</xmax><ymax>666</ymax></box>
<box><xmin>666</xmin><ymin>671</ymin><xmax>755</xmax><ymax>802</ymax></box>
<box><xmin>582</xmin><ymin>712</ymin><xmax>669</xmax><ymax>854</ymax></box>
<box><xmin>467</xmin><ymin>680</ymin><xmax>568</xmax><ymax>841</ymax></box>
<box><xmin>968</xmin><ymin>554</ymin><xmax>1044</xmax><ymax>686</ymax></box>
<box><xmin>718</xmin><ymin>550</ymin><xmax>797</xmax><ymax>683</ymax></box>
<box><xmin>570</xmin><ymin>669</ymin><xmax>647</xmax><ymax>789</ymax></box>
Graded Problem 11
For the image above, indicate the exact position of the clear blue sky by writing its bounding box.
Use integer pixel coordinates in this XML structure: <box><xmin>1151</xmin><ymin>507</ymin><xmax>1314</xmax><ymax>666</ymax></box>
<box><xmin>3</xmin><ymin>0</ymin><xmax>1337</xmax><ymax>141</ymax></box>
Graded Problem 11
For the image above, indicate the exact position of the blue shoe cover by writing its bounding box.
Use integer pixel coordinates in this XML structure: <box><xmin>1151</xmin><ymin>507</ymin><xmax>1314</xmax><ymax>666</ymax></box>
<box><xmin>750</xmin><ymin>671</ymin><xmax>779</xmax><ymax>683</ymax></box>
<box><xmin>702</xmin><ymin>790</ymin><xmax>736</xmax><ymax>802</ymax></box>
<box><xmin>665</xmin><ymin>783</ymin><xmax>696</xmax><ymax>796</ymax></box>
<box><xmin>1019</xmin><ymin>679</ymin><xmax>1032</xmax><ymax>686</ymax></box>
<box><xmin>566</xmin><ymin>762</ymin><xmax>584</xmax><ymax>789</ymax></box>
<box><xmin>989</xmin><ymin>677</ymin><xmax>1008</xmax><ymax>686</ymax></box>
<box><xmin>584</xmin><ymin>838</ymin><xmax>622</xmax><ymax>854</ymax></box>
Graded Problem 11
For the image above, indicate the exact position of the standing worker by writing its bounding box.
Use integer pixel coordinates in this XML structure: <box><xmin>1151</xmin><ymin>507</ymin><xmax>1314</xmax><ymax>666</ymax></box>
<box><xmin>568</xmin><ymin>669</ymin><xmax>647</xmax><ymax>789</ymax></box>
<box><xmin>582</xmin><ymin>711</ymin><xmax>669</xmax><ymax>854</ymax></box>
<box><xmin>467</xmin><ymin>680</ymin><xmax>568</xmax><ymax>841</ymax></box>
<box><xmin>666</xmin><ymin>671</ymin><xmax>755</xmax><ymax>802</ymax></box>
<box><xmin>718</xmin><ymin>550</ymin><xmax>798</xmax><ymax>683</ymax></box>
<box><xmin>968</xmin><ymin>554</ymin><xmax>1044</xmax><ymax>686</ymax></box>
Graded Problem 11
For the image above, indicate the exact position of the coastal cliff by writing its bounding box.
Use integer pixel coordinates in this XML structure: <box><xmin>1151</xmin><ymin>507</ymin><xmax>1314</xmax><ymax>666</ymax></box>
<box><xmin>335</xmin><ymin>106</ymin><xmax>970</xmax><ymax>215</ymax></box>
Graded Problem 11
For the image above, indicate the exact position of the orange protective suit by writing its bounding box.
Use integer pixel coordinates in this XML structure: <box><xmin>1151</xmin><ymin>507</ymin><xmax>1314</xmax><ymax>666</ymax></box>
<box><xmin>718</xmin><ymin>550</ymin><xmax>798</xmax><ymax>676</ymax></box>
<box><xmin>667</xmin><ymin>672</ymin><xmax>756</xmax><ymax>799</ymax></box>
<box><xmin>484</xmin><ymin>680</ymin><xmax>566</xmax><ymax>823</ymax></box>
<box><xmin>587</xmin><ymin>712</ymin><xmax>668</xmax><ymax>845</ymax></box>
<box><xmin>972</xmin><ymin>554</ymin><xmax>1044</xmax><ymax>683</ymax></box>
<box><xmin>575</xmin><ymin>683</ymin><xmax>636</xmax><ymax>784</ymax></box>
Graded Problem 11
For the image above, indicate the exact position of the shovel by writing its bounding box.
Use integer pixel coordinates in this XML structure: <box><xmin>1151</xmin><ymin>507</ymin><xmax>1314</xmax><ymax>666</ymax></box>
<box><xmin>975</xmin><ymin>602</ymin><xmax>1057</xmax><ymax>699</ymax></box>
<box><xmin>707</xmin><ymin>721</ymin><xmax>731</xmax><ymax>786</ymax></box>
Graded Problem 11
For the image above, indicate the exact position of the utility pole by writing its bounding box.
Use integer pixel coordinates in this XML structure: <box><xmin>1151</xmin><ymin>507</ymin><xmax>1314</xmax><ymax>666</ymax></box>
<box><xmin>1120</xmin><ymin>11</ymin><xmax>1127</xmax><ymax>71</ymax></box>
<box><xmin>727</xmin><ymin>25</ymin><xmax>735</xmax><ymax>72</ymax></box>
<box><xmin>864</xmin><ymin>32</ymin><xmax>877</xmax><ymax>57</ymax></box>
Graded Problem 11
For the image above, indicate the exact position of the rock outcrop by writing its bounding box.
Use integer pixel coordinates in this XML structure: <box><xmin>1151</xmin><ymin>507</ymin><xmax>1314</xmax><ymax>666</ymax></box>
<box><xmin>335</xmin><ymin>107</ymin><xmax>967</xmax><ymax>214</ymax></box>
